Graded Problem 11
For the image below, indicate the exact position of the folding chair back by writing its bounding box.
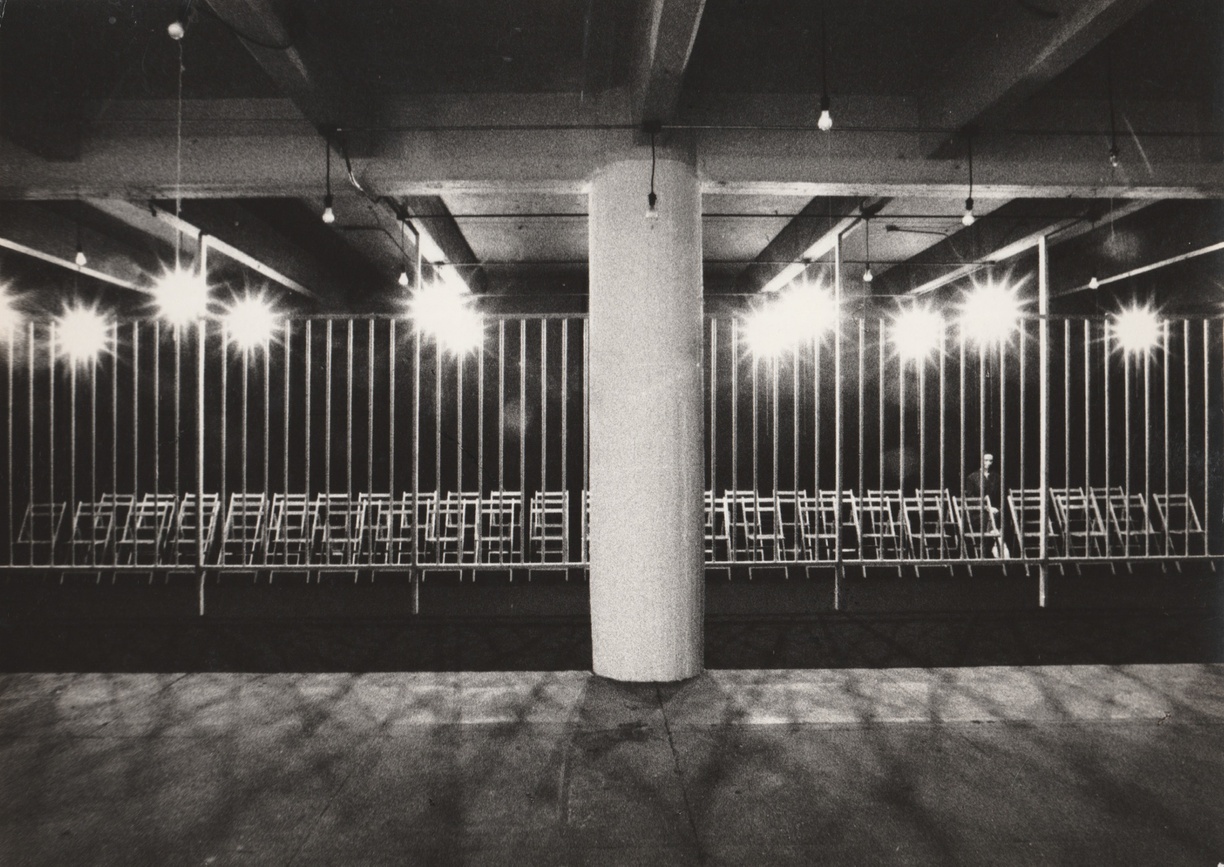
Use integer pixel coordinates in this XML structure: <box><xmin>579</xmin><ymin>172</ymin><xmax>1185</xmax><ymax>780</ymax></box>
<box><xmin>1007</xmin><ymin>489</ymin><xmax>1057</xmax><ymax>558</ymax></box>
<box><xmin>16</xmin><ymin>502</ymin><xmax>67</xmax><ymax>564</ymax></box>
<box><xmin>854</xmin><ymin>490</ymin><xmax>902</xmax><ymax>560</ymax></box>
<box><xmin>311</xmin><ymin>493</ymin><xmax>365</xmax><ymax>564</ymax></box>
<box><xmin>222</xmin><ymin>493</ymin><xmax>268</xmax><ymax>565</ymax></box>
<box><xmin>1050</xmin><ymin>487</ymin><xmax>1107</xmax><ymax>557</ymax></box>
<box><xmin>1090</xmin><ymin>486</ymin><xmax>1156</xmax><ymax>556</ymax></box>
<box><xmin>902</xmin><ymin>489</ymin><xmax>959</xmax><ymax>559</ymax></box>
<box><xmin>267</xmin><ymin>493</ymin><xmax>311</xmax><ymax>564</ymax></box>
<box><xmin>478</xmin><ymin>491</ymin><xmax>522</xmax><ymax>563</ymax></box>
<box><xmin>72</xmin><ymin>494</ymin><xmax>136</xmax><ymax>565</ymax></box>
<box><xmin>1152</xmin><ymin>493</ymin><xmax>1206</xmax><ymax>556</ymax></box>
<box><xmin>174</xmin><ymin>493</ymin><xmax>221</xmax><ymax>563</ymax></box>
<box><xmin>531</xmin><ymin>490</ymin><xmax>570</xmax><ymax>563</ymax></box>
<box><xmin>953</xmin><ymin>494</ymin><xmax>1002</xmax><ymax>558</ymax></box>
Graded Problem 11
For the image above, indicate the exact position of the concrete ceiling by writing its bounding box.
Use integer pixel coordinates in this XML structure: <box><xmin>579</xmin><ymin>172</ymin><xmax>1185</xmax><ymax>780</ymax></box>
<box><xmin>0</xmin><ymin>0</ymin><xmax>1221</xmax><ymax>314</ymax></box>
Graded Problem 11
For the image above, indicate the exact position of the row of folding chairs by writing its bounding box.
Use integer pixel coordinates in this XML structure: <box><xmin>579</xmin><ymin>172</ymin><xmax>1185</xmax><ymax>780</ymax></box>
<box><xmin>10</xmin><ymin>486</ymin><xmax>1208</xmax><ymax>567</ymax></box>
<box><xmin>1007</xmin><ymin>487</ymin><xmax>1207</xmax><ymax>558</ymax></box>
<box><xmin>705</xmin><ymin>489</ymin><xmax>1002</xmax><ymax>562</ymax></box>
<box><xmin>11</xmin><ymin>491</ymin><xmax>582</xmax><ymax>567</ymax></box>
<box><xmin>705</xmin><ymin>487</ymin><xmax>1207</xmax><ymax>562</ymax></box>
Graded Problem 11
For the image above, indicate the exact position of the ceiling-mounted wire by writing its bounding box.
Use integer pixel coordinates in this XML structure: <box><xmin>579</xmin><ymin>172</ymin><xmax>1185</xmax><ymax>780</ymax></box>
<box><xmin>397</xmin><ymin>218</ymin><xmax>410</xmax><ymax>287</ymax></box>
<box><xmin>1107</xmin><ymin>38</ymin><xmax>1120</xmax><ymax>168</ymax></box>
<box><xmin>643</xmin><ymin>119</ymin><xmax>661</xmax><ymax>213</ymax></box>
<box><xmin>321</xmin><ymin>133</ymin><xmax>335</xmax><ymax>224</ymax></box>
<box><xmin>817</xmin><ymin>0</ymin><xmax>832</xmax><ymax>131</ymax></box>
<box><xmin>962</xmin><ymin>132</ymin><xmax>976</xmax><ymax>227</ymax></box>
<box><xmin>74</xmin><ymin>201</ymin><xmax>87</xmax><ymax>268</ymax></box>
<box><xmin>862</xmin><ymin>216</ymin><xmax>873</xmax><ymax>283</ymax></box>
<box><xmin>174</xmin><ymin>32</ymin><xmax>185</xmax><ymax>268</ymax></box>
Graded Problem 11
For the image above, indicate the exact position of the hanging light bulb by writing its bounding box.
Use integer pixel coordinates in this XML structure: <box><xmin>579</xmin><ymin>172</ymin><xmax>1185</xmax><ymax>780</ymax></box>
<box><xmin>861</xmin><ymin>216</ymin><xmax>872</xmax><ymax>282</ymax></box>
<box><xmin>1088</xmin><ymin>276</ymin><xmax>1100</xmax><ymax>290</ymax></box>
<box><xmin>1108</xmin><ymin>146</ymin><xmax>1120</xmax><ymax>169</ymax></box>
<box><xmin>167</xmin><ymin>20</ymin><xmax>185</xmax><ymax>40</ymax></box>
<box><xmin>398</xmin><ymin>269</ymin><xmax>410</xmax><ymax>288</ymax></box>
<box><xmin>816</xmin><ymin>1</ymin><xmax>833</xmax><ymax>132</ymax></box>
<box><xmin>817</xmin><ymin>94</ymin><xmax>833</xmax><ymax>132</ymax></box>
<box><xmin>962</xmin><ymin>198</ymin><xmax>975</xmax><ymax>227</ymax></box>
<box><xmin>321</xmin><ymin>134</ymin><xmax>336</xmax><ymax>224</ymax></box>
<box><xmin>961</xmin><ymin>131</ymin><xmax>976</xmax><ymax>227</ymax></box>
<box><xmin>74</xmin><ymin>246</ymin><xmax>87</xmax><ymax>268</ymax></box>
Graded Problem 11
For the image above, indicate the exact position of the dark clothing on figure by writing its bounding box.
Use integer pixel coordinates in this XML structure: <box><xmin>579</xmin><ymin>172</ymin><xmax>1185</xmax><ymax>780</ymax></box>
<box><xmin>966</xmin><ymin>470</ymin><xmax>999</xmax><ymax>503</ymax></box>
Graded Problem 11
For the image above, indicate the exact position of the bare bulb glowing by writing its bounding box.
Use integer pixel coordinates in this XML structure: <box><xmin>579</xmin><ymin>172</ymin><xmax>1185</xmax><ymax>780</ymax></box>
<box><xmin>862</xmin><ymin>266</ymin><xmax>873</xmax><ymax>283</ymax></box>
<box><xmin>398</xmin><ymin>270</ymin><xmax>410</xmax><ymax>288</ymax></box>
<box><xmin>56</xmin><ymin>303</ymin><xmax>111</xmax><ymax>364</ymax></box>
<box><xmin>1088</xmin><ymin>276</ymin><xmax>1100</xmax><ymax>290</ymax></box>
<box><xmin>74</xmin><ymin>248</ymin><xmax>87</xmax><ymax>267</ymax></box>
<box><xmin>224</xmin><ymin>293</ymin><xmax>281</xmax><ymax>351</ymax></box>
<box><xmin>1113</xmin><ymin>304</ymin><xmax>1161</xmax><ymax>355</ymax></box>
<box><xmin>152</xmin><ymin>268</ymin><xmax>210</xmax><ymax>326</ymax></box>
<box><xmin>167</xmin><ymin>20</ymin><xmax>185</xmax><ymax>40</ymax></box>
<box><xmin>961</xmin><ymin>198</ymin><xmax>975</xmax><ymax>227</ymax></box>
<box><xmin>817</xmin><ymin>94</ymin><xmax>832</xmax><ymax>131</ymax></box>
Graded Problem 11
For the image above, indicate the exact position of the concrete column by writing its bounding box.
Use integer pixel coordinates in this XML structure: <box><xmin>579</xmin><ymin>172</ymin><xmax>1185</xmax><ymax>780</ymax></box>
<box><xmin>587</xmin><ymin>151</ymin><xmax>704</xmax><ymax>682</ymax></box>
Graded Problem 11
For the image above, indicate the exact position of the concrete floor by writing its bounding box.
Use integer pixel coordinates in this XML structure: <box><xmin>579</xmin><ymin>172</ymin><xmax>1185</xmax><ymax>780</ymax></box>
<box><xmin>2</xmin><ymin>665</ymin><xmax>1223</xmax><ymax>865</ymax></box>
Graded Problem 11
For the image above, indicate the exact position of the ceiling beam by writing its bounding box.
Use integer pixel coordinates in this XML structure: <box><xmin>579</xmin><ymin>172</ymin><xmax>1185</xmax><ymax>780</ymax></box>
<box><xmin>735</xmin><ymin>197</ymin><xmax>868</xmax><ymax>294</ymax></box>
<box><xmin>400</xmin><ymin>196</ymin><xmax>487</xmax><ymax>294</ymax></box>
<box><xmin>1047</xmin><ymin>199</ymin><xmax>1224</xmax><ymax>296</ymax></box>
<box><xmin>4</xmin><ymin>103</ymin><xmax>1224</xmax><ymax>199</ymax></box>
<box><xmin>202</xmin><ymin>0</ymin><xmax>475</xmax><ymax>295</ymax></box>
<box><xmin>631</xmin><ymin>0</ymin><xmax>708</xmax><ymax>124</ymax></box>
<box><xmin>200</xmin><ymin>0</ymin><xmax>366</xmax><ymax>129</ymax></box>
<box><xmin>871</xmin><ymin>199</ymin><xmax>1153</xmax><ymax>297</ymax></box>
<box><xmin>84</xmin><ymin>199</ymin><xmax>346</xmax><ymax>306</ymax></box>
<box><xmin>922</xmin><ymin>0</ymin><xmax>1158</xmax><ymax>146</ymax></box>
<box><xmin>0</xmin><ymin>202</ymin><xmax>158</xmax><ymax>292</ymax></box>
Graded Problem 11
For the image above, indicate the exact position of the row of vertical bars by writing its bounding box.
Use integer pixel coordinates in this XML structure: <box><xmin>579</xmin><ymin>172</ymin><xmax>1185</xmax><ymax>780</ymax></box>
<box><xmin>702</xmin><ymin>311</ymin><xmax>1221</xmax><ymax>565</ymax></box>
<box><xmin>2</xmin><ymin>310</ymin><xmax>1221</xmax><ymax>572</ymax></box>
<box><xmin>0</xmin><ymin>316</ymin><xmax>589</xmax><ymax>570</ymax></box>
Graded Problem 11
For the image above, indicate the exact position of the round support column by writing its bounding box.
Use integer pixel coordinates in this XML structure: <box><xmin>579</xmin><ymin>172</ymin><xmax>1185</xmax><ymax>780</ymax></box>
<box><xmin>587</xmin><ymin>152</ymin><xmax>704</xmax><ymax>682</ymax></box>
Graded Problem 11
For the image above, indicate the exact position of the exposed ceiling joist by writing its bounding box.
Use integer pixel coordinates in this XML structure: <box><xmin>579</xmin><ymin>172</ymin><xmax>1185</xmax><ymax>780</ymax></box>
<box><xmin>1048</xmin><ymin>199</ymin><xmax>1224</xmax><ymax>295</ymax></box>
<box><xmin>203</xmin><ymin>0</ymin><xmax>480</xmax><ymax>292</ymax></box>
<box><xmin>632</xmin><ymin>0</ymin><xmax>708</xmax><ymax>124</ymax></box>
<box><xmin>6</xmin><ymin>114</ymin><xmax>1223</xmax><ymax>200</ymax></box>
<box><xmin>401</xmin><ymin>196</ymin><xmax>487</xmax><ymax>293</ymax></box>
<box><xmin>85</xmin><ymin>199</ymin><xmax>323</xmax><ymax>303</ymax></box>
<box><xmin>923</xmin><ymin>0</ymin><xmax>1158</xmax><ymax>147</ymax></box>
<box><xmin>200</xmin><ymin>0</ymin><xmax>364</xmax><ymax>128</ymax></box>
<box><xmin>0</xmin><ymin>202</ymin><xmax>156</xmax><ymax>292</ymax></box>
<box><xmin>737</xmin><ymin>197</ymin><xmax>869</xmax><ymax>294</ymax></box>
<box><xmin>875</xmin><ymin>199</ymin><xmax>1153</xmax><ymax>296</ymax></box>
